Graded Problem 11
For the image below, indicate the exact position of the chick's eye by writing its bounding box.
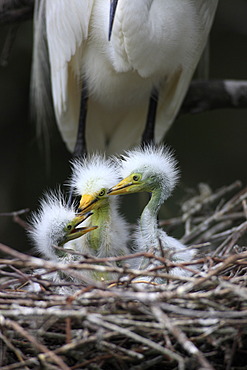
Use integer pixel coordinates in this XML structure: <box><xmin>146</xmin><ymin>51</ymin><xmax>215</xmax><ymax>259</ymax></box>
<box><xmin>132</xmin><ymin>175</ymin><xmax>140</xmax><ymax>182</ymax></box>
<box><xmin>98</xmin><ymin>189</ymin><xmax>106</xmax><ymax>197</ymax></box>
<box><xmin>66</xmin><ymin>224</ymin><xmax>72</xmax><ymax>231</ymax></box>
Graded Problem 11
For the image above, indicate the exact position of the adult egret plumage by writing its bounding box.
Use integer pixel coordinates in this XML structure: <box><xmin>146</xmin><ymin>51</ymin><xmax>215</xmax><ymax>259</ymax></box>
<box><xmin>28</xmin><ymin>191</ymin><xmax>97</xmax><ymax>288</ymax></box>
<box><xmin>68</xmin><ymin>154</ymin><xmax>130</xmax><ymax>280</ymax></box>
<box><xmin>32</xmin><ymin>0</ymin><xmax>218</xmax><ymax>155</ymax></box>
<box><xmin>108</xmin><ymin>146</ymin><xmax>195</xmax><ymax>282</ymax></box>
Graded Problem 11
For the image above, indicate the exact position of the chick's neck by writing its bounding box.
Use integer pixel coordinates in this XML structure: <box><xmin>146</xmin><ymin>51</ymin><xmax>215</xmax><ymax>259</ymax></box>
<box><xmin>87</xmin><ymin>200</ymin><xmax>111</xmax><ymax>252</ymax></box>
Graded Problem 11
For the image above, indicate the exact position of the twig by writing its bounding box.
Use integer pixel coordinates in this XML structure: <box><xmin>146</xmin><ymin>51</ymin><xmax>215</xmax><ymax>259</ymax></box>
<box><xmin>0</xmin><ymin>208</ymin><xmax>30</xmax><ymax>230</ymax></box>
<box><xmin>215</xmin><ymin>221</ymin><xmax>247</xmax><ymax>256</ymax></box>
<box><xmin>0</xmin><ymin>0</ymin><xmax>34</xmax><ymax>25</ymax></box>
<box><xmin>0</xmin><ymin>208</ymin><xmax>30</xmax><ymax>217</ymax></box>
<box><xmin>0</xmin><ymin>331</ymin><xmax>27</xmax><ymax>367</ymax></box>
<box><xmin>101</xmin><ymin>340</ymin><xmax>143</xmax><ymax>360</ymax></box>
<box><xmin>225</xmin><ymin>331</ymin><xmax>241</xmax><ymax>370</ymax></box>
<box><xmin>152</xmin><ymin>306</ymin><xmax>215</xmax><ymax>370</ymax></box>
<box><xmin>181</xmin><ymin>181</ymin><xmax>241</xmax><ymax>221</ymax></box>
<box><xmin>0</xmin><ymin>315</ymin><xmax>70</xmax><ymax>370</ymax></box>
<box><xmin>130</xmin><ymin>356</ymin><xmax>164</xmax><ymax>370</ymax></box>
<box><xmin>180</xmin><ymin>80</ymin><xmax>247</xmax><ymax>115</ymax></box>
<box><xmin>177</xmin><ymin>252</ymin><xmax>247</xmax><ymax>294</ymax></box>
<box><xmin>181</xmin><ymin>186</ymin><xmax>247</xmax><ymax>244</ymax></box>
<box><xmin>87</xmin><ymin>314</ymin><xmax>185</xmax><ymax>370</ymax></box>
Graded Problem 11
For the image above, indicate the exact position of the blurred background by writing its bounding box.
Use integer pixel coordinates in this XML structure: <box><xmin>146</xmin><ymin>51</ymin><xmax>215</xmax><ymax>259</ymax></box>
<box><xmin>0</xmin><ymin>0</ymin><xmax>246</xmax><ymax>251</ymax></box>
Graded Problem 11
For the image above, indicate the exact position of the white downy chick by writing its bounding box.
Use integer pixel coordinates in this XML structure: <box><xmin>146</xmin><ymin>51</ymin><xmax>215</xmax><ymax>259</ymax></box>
<box><xmin>109</xmin><ymin>145</ymin><xmax>196</xmax><ymax>284</ymax></box>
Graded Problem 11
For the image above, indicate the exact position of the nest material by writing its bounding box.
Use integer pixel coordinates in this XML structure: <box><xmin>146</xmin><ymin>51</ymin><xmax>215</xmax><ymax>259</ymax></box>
<box><xmin>0</xmin><ymin>181</ymin><xmax>247</xmax><ymax>370</ymax></box>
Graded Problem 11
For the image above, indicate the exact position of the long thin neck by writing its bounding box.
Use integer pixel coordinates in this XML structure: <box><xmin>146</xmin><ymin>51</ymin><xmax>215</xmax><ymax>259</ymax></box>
<box><xmin>88</xmin><ymin>200</ymin><xmax>110</xmax><ymax>252</ymax></box>
<box><xmin>139</xmin><ymin>188</ymin><xmax>162</xmax><ymax>247</ymax></box>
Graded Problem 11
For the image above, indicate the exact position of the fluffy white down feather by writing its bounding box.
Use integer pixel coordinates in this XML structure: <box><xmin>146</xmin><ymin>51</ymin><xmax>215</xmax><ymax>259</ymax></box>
<box><xmin>28</xmin><ymin>191</ymin><xmax>96</xmax><ymax>291</ymax></box>
<box><xmin>69</xmin><ymin>154</ymin><xmax>130</xmax><ymax>262</ymax></box>
<box><xmin>113</xmin><ymin>145</ymin><xmax>196</xmax><ymax>282</ymax></box>
<box><xmin>133</xmin><ymin>227</ymin><xmax>196</xmax><ymax>282</ymax></box>
<box><xmin>29</xmin><ymin>191</ymin><xmax>80</xmax><ymax>261</ymax></box>
<box><xmin>119</xmin><ymin>145</ymin><xmax>180</xmax><ymax>199</ymax></box>
<box><xmin>70</xmin><ymin>154</ymin><xmax>120</xmax><ymax>196</ymax></box>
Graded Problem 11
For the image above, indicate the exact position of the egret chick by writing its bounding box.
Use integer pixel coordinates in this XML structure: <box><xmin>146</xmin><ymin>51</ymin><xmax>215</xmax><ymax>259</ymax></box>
<box><xmin>108</xmin><ymin>146</ymin><xmax>195</xmax><ymax>283</ymax></box>
<box><xmin>28</xmin><ymin>191</ymin><xmax>97</xmax><ymax>288</ymax></box>
<box><xmin>69</xmin><ymin>155</ymin><xmax>130</xmax><ymax>281</ymax></box>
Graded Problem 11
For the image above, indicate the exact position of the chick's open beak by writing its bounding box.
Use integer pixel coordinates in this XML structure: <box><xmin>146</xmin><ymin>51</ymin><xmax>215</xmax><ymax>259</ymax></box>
<box><xmin>108</xmin><ymin>0</ymin><xmax>118</xmax><ymax>41</ymax></box>
<box><xmin>108</xmin><ymin>175</ymin><xmax>134</xmax><ymax>195</ymax></box>
<box><xmin>78</xmin><ymin>194</ymin><xmax>98</xmax><ymax>213</ymax></box>
<box><xmin>64</xmin><ymin>211</ymin><xmax>97</xmax><ymax>243</ymax></box>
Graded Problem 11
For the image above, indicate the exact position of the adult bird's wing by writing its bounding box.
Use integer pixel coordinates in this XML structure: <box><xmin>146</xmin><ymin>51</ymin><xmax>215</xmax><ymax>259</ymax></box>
<box><xmin>31</xmin><ymin>0</ymin><xmax>94</xmax><ymax>152</ymax></box>
<box><xmin>31</xmin><ymin>0</ymin><xmax>218</xmax><ymax>155</ymax></box>
<box><xmin>104</xmin><ymin>0</ymin><xmax>219</xmax><ymax>154</ymax></box>
<box><xmin>46</xmin><ymin>0</ymin><xmax>94</xmax><ymax>151</ymax></box>
<box><xmin>154</xmin><ymin>0</ymin><xmax>219</xmax><ymax>143</ymax></box>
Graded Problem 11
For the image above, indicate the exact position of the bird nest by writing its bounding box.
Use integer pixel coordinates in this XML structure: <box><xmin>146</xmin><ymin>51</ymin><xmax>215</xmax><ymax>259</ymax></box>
<box><xmin>0</xmin><ymin>181</ymin><xmax>247</xmax><ymax>370</ymax></box>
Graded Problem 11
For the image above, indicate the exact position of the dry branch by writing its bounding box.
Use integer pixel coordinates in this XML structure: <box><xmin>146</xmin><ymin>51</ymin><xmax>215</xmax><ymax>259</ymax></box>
<box><xmin>180</xmin><ymin>80</ymin><xmax>247</xmax><ymax>115</ymax></box>
<box><xmin>0</xmin><ymin>0</ymin><xmax>34</xmax><ymax>25</ymax></box>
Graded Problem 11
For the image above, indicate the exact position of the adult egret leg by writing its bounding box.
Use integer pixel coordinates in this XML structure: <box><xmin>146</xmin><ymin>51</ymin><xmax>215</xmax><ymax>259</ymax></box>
<box><xmin>141</xmin><ymin>88</ymin><xmax>159</xmax><ymax>147</ymax></box>
<box><xmin>68</xmin><ymin>81</ymin><xmax>88</xmax><ymax>207</ymax></box>
<box><xmin>73</xmin><ymin>81</ymin><xmax>88</xmax><ymax>158</ymax></box>
<box><xmin>141</xmin><ymin>88</ymin><xmax>159</xmax><ymax>207</ymax></box>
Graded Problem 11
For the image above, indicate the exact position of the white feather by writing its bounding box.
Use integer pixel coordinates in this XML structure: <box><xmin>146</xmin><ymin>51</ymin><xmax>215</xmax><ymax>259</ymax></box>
<box><xmin>32</xmin><ymin>0</ymin><xmax>218</xmax><ymax>154</ymax></box>
<box><xmin>70</xmin><ymin>154</ymin><xmax>120</xmax><ymax>195</ymax></box>
<box><xmin>69</xmin><ymin>154</ymin><xmax>130</xmax><ymax>267</ymax></box>
<box><xmin>133</xmin><ymin>225</ymin><xmax>195</xmax><ymax>282</ymax></box>
<box><xmin>28</xmin><ymin>191</ymin><xmax>78</xmax><ymax>261</ymax></box>
<box><xmin>112</xmin><ymin>145</ymin><xmax>196</xmax><ymax>283</ymax></box>
<box><xmin>28</xmin><ymin>191</ymin><xmax>96</xmax><ymax>291</ymax></box>
<box><xmin>119</xmin><ymin>145</ymin><xmax>180</xmax><ymax>199</ymax></box>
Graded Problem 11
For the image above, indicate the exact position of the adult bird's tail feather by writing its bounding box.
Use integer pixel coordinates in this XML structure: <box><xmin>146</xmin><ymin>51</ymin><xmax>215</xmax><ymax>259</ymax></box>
<box><xmin>30</xmin><ymin>0</ymin><xmax>55</xmax><ymax>164</ymax></box>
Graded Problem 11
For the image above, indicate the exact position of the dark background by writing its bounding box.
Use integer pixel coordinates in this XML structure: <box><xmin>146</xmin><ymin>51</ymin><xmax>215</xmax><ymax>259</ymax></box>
<box><xmin>0</xmin><ymin>0</ymin><xmax>246</xmax><ymax>251</ymax></box>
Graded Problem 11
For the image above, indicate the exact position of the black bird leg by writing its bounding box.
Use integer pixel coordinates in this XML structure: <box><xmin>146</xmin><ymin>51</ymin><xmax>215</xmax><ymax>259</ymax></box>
<box><xmin>73</xmin><ymin>80</ymin><xmax>88</xmax><ymax>158</ymax></box>
<box><xmin>141</xmin><ymin>87</ymin><xmax>159</xmax><ymax>147</ymax></box>
<box><xmin>68</xmin><ymin>80</ymin><xmax>89</xmax><ymax>207</ymax></box>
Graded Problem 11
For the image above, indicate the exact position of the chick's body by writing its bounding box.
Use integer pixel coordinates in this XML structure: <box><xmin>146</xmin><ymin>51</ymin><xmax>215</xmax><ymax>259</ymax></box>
<box><xmin>69</xmin><ymin>155</ymin><xmax>130</xmax><ymax>281</ymax></box>
<box><xmin>110</xmin><ymin>146</ymin><xmax>196</xmax><ymax>283</ymax></box>
<box><xmin>28</xmin><ymin>192</ymin><xmax>97</xmax><ymax>290</ymax></box>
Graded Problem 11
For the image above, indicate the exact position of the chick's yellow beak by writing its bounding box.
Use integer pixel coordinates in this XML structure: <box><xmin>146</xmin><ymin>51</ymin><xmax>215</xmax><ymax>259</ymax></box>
<box><xmin>78</xmin><ymin>194</ymin><xmax>98</xmax><ymax>213</ymax></box>
<box><xmin>66</xmin><ymin>225</ymin><xmax>97</xmax><ymax>242</ymax></box>
<box><xmin>64</xmin><ymin>211</ymin><xmax>97</xmax><ymax>243</ymax></box>
<box><xmin>108</xmin><ymin>175</ymin><xmax>134</xmax><ymax>195</ymax></box>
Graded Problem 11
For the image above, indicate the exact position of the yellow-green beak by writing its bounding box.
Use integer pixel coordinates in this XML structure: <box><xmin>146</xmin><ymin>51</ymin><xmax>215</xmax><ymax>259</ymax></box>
<box><xmin>78</xmin><ymin>194</ymin><xmax>98</xmax><ymax>213</ymax></box>
<box><xmin>64</xmin><ymin>211</ymin><xmax>97</xmax><ymax>243</ymax></box>
<box><xmin>108</xmin><ymin>175</ymin><xmax>135</xmax><ymax>195</ymax></box>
